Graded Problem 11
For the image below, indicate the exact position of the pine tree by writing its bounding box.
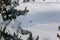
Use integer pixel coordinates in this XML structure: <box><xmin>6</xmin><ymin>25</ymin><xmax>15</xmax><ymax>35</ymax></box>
<box><xmin>0</xmin><ymin>0</ymin><xmax>29</xmax><ymax>40</ymax></box>
<box><xmin>35</xmin><ymin>35</ymin><xmax>39</xmax><ymax>40</ymax></box>
<box><xmin>27</xmin><ymin>32</ymin><xmax>34</xmax><ymax>40</ymax></box>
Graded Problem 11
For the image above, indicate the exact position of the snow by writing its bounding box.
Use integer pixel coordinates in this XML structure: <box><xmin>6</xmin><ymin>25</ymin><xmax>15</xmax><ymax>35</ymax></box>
<box><xmin>15</xmin><ymin>2</ymin><xmax>60</xmax><ymax>12</ymax></box>
<box><xmin>22</xmin><ymin>23</ymin><xmax>60</xmax><ymax>40</ymax></box>
<box><xmin>15</xmin><ymin>2</ymin><xmax>60</xmax><ymax>40</ymax></box>
<box><xmin>0</xmin><ymin>2</ymin><xmax>60</xmax><ymax>40</ymax></box>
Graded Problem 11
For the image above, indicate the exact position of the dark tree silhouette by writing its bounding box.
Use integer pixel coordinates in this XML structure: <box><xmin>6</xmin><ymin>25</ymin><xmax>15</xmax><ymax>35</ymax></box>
<box><xmin>33</xmin><ymin>0</ymin><xmax>35</xmax><ymax>2</ymax></box>
<box><xmin>27</xmin><ymin>32</ymin><xmax>34</xmax><ymax>40</ymax></box>
<box><xmin>35</xmin><ymin>35</ymin><xmax>39</xmax><ymax>40</ymax></box>
<box><xmin>57</xmin><ymin>33</ymin><xmax>60</xmax><ymax>39</ymax></box>
<box><xmin>0</xmin><ymin>0</ymin><xmax>29</xmax><ymax>30</ymax></box>
<box><xmin>58</xmin><ymin>26</ymin><xmax>60</xmax><ymax>30</ymax></box>
<box><xmin>23</xmin><ymin>0</ymin><xmax>30</xmax><ymax>3</ymax></box>
<box><xmin>0</xmin><ymin>0</ymin><xmax>29</xmax><ymax>40</ymax></box>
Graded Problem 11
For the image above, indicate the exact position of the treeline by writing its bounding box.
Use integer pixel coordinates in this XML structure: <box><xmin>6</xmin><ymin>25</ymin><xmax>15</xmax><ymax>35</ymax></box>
<box><xmin>0</xmin><ymin>28</ymin><xmax>39</xmax><ymax>40</ymax></box>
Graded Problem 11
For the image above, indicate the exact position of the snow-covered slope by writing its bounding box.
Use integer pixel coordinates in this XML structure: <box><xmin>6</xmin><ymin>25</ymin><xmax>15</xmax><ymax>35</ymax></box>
<box><xmin>15</xmin><ymin>2</ymin><xmax>60</xmax><ymax>40</ymax></box>
<box><xmin>23</xmin><ymin>23</ymin><xmax>60</xmax><ymax>40</ymax></box>
<box><xmin>0</xmin><ymin>2</ymin><xmax>60</xmax><ymax>40</ymax></box>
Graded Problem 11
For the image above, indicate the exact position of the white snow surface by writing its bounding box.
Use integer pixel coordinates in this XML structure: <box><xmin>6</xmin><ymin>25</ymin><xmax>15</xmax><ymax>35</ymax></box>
<box><xmin>0</xmin><ymin>2</ymin><xmax>60</xmax><ymax>40</ymax></box>
<box><xmin>15</xmin><ymin>2</ymin><xmax>60</xmax><ymax>40</ymax></box>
